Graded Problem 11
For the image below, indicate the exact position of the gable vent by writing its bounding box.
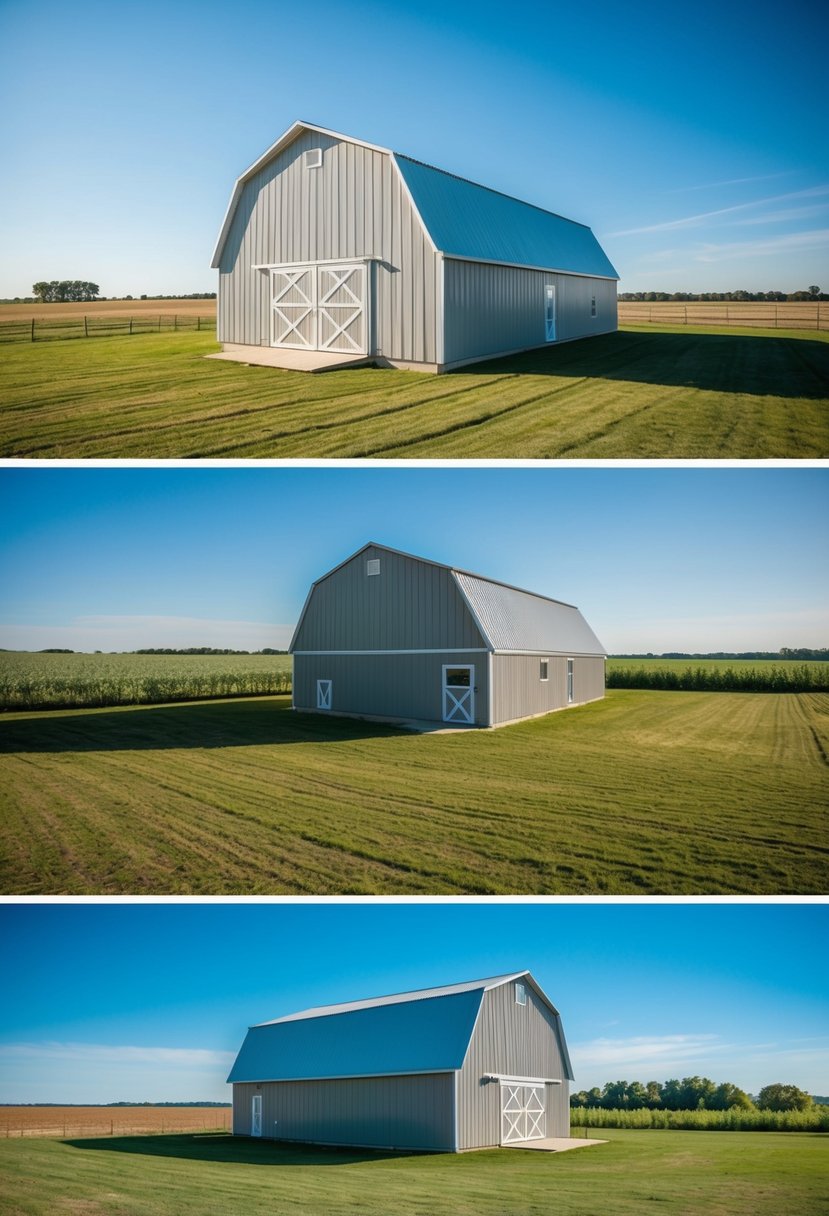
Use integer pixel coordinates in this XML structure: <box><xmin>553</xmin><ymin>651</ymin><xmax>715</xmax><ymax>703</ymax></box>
<box><xmin>304</xmin><ymin>148</ymin><xmax>322</xmax><ymax>169</ymax></box>
<box><xmin>366</xmin><ymin>559</ymin><xmax>380</xmax><ymax>576</ymax></box>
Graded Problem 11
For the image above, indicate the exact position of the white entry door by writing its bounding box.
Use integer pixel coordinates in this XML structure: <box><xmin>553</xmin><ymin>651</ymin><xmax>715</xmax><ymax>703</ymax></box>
<box><xmin>544</xmin><ymin>283</ymin><xmax>556</xmax><ymax>342</ymax></box>
<box><xmin>251</xmin><ymin>1094</ymin><xmax>262</xmax><ymax>1137</ymax></box>
<box><xmin>316</xmin><ymin>679</ymin><xmax>332</xmax><ymax>710</ymax></box>
<box><xmin>271</xmin><ymin>263</ymin><xmax>367</xmax><ymax>354</ymax></box>
<box><xmin>442</xmin><ymin>665</ymin><xmax>474</xmax><ymax>724</ymax></box>
<box><xmin>501</xmin><ymin>1083</ymin><xmax>546</xmax><ymax>1144</ymax></box>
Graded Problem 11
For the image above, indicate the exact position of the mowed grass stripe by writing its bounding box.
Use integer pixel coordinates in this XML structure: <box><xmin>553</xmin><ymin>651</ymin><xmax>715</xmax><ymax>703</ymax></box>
<box><xmin>1</xmin><ymin>327</ymin><xmax>826</xmax><ymax>457</ymax></box>
<box><xmin>1</xmin><ymin>691</ymin><xmax>825</xmax><ymax>894</ymax></box>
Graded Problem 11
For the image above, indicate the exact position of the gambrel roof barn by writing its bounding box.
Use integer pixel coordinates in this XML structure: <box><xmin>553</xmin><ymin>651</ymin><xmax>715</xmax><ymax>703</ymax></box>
<box><xmin>212</xmin><ymin>121</ymin><xmax>618</xmax><ymax>372</ymax></box>
<box><xmin>290</xmin><ymin>542</ymin><xmax>605</xmax><ymax>727</ymax></box>
<box><xmin>229</xmin><ymin>971</ymin><xmax>573</xmax><ymax>1152</ymax></box>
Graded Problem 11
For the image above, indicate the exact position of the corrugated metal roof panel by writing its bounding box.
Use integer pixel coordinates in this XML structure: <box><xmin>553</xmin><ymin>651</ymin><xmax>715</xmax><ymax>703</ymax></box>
<box><xmin>228</xmin><ymin>989</ymin><xmax>484</xmax><ymax>1083</ymax></box>
<box><xmin>395</xmin><ymin>155</ymin><xmax>618</xmax><ymax>279</ymax></box>
<box><xmin>454</xmin><ymin>572</ymin><xmax>606</xmax><ymax>655</ymax></box>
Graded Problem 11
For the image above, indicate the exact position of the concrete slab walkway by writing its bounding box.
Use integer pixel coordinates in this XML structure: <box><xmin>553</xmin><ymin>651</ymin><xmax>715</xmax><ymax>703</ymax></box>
<box><xmin>504</xmin><ymin>1137</ymin><xmax>607</xmax><ymax>1152</ymax></box>
<box><xmin>205</xmin><ymin>344</ymin><xmax>372</xmax><ymax>373</ymax></box>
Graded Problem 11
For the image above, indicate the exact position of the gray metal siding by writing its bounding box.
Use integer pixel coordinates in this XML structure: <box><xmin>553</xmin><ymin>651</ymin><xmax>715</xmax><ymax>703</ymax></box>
<box><xmin>491</xmin><ymin>655</ymin><xmax>605</xmax><ymax>726</ymax></box>
<box><xmin>294</xmin><ymin>650</ymin><xmax>488</xmax><ymax>726</ymax></box>
<box><xmin>217</xmin><ymin>132</ymin><xmax>438</xmax><ymax>362</ymax></box>
<box><xmin>443</xmin><ymin>259</ymin><xmax>617</xmax><ymax>366</ymax></box>
<box><xmin>293</xmin><ymin>546</ymin><xmax>487</xmax><ymax>653</ymax></box>
<box><xmin>232</xmin><ymin>1074</ymin><xmax>454</xmax><ymax>1151</ymax></box>
<box><xmin>457</xmin><ymin>982</ymin><xmax>570</xmax><ymax>1150</ymax></box>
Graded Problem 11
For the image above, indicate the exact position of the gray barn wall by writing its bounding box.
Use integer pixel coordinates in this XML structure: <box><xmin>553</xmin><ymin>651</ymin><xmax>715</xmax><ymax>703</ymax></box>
<box><xmin>457</xmin><ymin>981</ymin><xmax>570</xmax><ymax>1150</ymax></box>
<box><xmin>491</xmin><ymin>654</ymin><xmax>605</xmax><ymax>726</ymax></box>
<box><xmin>233</xmin><ymin>1074</ymin><xmax>454</xmax><ymax>1151</ymax></box>
<box><xmin>442</xmin><ymin>259</ymin><xmax>617</xmax><ymax>367</ymax></box>
<box><xmin>217</xmin><ymin>130</ymin><xmax>438</xmax><ymax>363</ymax></box>
<box><xmin>293</xmin><ymin>546</ymin><xmax>486</xmax><ymax>653</ymax></box>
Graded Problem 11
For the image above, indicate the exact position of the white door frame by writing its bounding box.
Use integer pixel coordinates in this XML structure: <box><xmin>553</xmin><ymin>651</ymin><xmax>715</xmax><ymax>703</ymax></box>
<box><xmin>316</xmin><ymin>678</ymin><xmax>332</xmax><ymax>710</ymax></box>
<box><xmin>544</xmin><ymin>282</ymin><xmax>556</xmax><ymax>342</ymax></box>
<box><xmin>501</xmin><ymin>1082</ymin><xmax>546</xmax><ymax>1144</ymax></box>
<box><xmin>442</xmin><ymin>664</ymin><xmax>475</xmax><ymax>724</ymax></box>
<box><xmin>270</xmin><ymin>262</ymin><xmax>368</xmax><ymax>354</ymax></box>
<box><xmin>251</xmin><ymin>1093</ymin><xmax>262</xmax><ymax>1137</ymax></box>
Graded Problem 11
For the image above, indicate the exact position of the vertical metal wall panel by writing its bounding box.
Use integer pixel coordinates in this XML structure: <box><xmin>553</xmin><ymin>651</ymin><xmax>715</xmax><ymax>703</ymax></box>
<box><xmin>232</xmin><ymin>1074</ymin><xmax>454</xmax><ymax>1151</ymax></box>
<box><xmin>293</xmin><ymin>545</ymin><xmax>487</xmax><ymax>653</ymax></box>
<box><xmin>491</xmin><ymin>655</ymin><xmax>605</xmax><ymax>725</ymax></box>
<box><xmin>457</xmin><ymin>983</ymin><xmax>571</xmax><ymax>1150</ymax></box>
<box><xmin>442</xmin><ymin>259</ymin><xmax>617</xmax><ymax>366</ymax></box>
<box><xmin>294</xmin><ymin>650</ymin><xmax>488</xmax><ymax>726</ymax></box>
<box><xmin>217</xmin><ymin>132</ymin><xmax>438</xmax><ymax>361</ymax></box>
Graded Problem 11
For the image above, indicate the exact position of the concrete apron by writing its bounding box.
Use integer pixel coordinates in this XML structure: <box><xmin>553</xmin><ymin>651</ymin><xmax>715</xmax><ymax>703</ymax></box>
<box><xmin>504</xmin><ymin>1137</ymin><xmax>607</xmax><ymax>1152</ymax></box>
<box><xmin>205</xmin><ymin>344</ymin><xmax>372</xmax><ymax>373</ymax></box>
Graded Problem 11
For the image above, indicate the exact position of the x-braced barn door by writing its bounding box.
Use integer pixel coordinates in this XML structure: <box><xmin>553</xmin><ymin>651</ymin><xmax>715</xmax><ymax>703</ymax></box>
<box><xmin>442</xmin><ymin>665</ymin><xmax>474</xmax><ymax>724</ymax></box>
<box><xmin>501</xmin><ymin>1084</ymin><xmax>546</xmax><ymax>1144</ymax></box>
<box><xmin>271</xmin><ymin>264</ymin><xmax>367</xmax><ymax>354</ymax></box>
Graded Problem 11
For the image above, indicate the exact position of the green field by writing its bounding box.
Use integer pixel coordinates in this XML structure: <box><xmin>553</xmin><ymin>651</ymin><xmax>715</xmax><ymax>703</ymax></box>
<box><xmin>0</xmin><ymin>324</ymin><xmax>826</xmax><ymax>458</ymax></box>
<box><xmin>0</xmin><ymin>1129</ymin><xmax>826</xmax><ymax>1216</ymax></box>
<box><xmin>607</xmin><ymin>658</ymin><xmax>827</xmax><ymax>674</ymax></box>
<box><xmin>606</xmin><ymin>657</ymin><xmax>828</xmax><ymax>693</ymax></box>
<box><xmin>0</xmin><ymin>652</ymin><xmax>292</xmax><ymax>710</ymax></box>
<box><xmin>1</xmin><ymin>690</ymin><xmax>826</xmax><ymax>895</ymax></box>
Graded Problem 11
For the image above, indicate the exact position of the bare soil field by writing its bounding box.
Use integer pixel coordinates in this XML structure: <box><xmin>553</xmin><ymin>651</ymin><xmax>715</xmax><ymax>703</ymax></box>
<box><xmin>0</xmin><ymin>1106</ymin><xmax>231</xmax><ymax>1138</ymax></box>
<box><xmin>0</xmin><ymin>299</ymin><xmax>216</xmax><ymax>321</ymax></box>
<box><xmin>618</xmin><ymin>300</ymin><xmax>829</xmax><ymax>330</ymax></box>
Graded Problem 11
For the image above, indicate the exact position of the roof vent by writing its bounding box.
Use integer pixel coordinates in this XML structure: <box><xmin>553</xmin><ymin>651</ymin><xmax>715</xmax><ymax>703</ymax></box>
<box><xmin>366</xmin><ymin>559</ymin><xmax>380</xmax><ymax>576</ymax></box>
<box><xmin>304</xmin><ymin>148</ymin><xmax>322</xmax><ymax>169</ymax></box>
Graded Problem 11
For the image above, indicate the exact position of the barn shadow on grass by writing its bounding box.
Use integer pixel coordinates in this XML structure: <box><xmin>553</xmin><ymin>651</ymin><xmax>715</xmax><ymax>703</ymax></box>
<box><xmin>66</xmin><ymin>1131</ymin><xmax>425</xmax><ymax>1166</ymax></box>
<box><xmin>455</xmin><ymin>329</ymin><xmax>829</xmax><ymax>400</ymax></box>
<box><xmin>0</xmin><ymin>698</ymin><xmax>405</xmax><ymax>755</ymax></box>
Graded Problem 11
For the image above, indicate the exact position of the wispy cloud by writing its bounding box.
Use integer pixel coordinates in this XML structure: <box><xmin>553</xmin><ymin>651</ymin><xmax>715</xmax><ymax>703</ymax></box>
<box><xmin>609</xmin><ymin>185</ymin><xmax>829</xmax><ymax>237</ymax></box>
<box><xmin>739</xmin><ymin>203</ymin><xmax>829</xmax><ymax>226</ymax></box>
<box><xmin>571</xmin><ymin>1034</ymin><xmax>723</xmax><ymax>1070</ymax></box>
<box><xmin>692</xmin><ymin>228</ymin><xmax>829</xmax><ymax>262</ymax></box>
<box><xmin>0</xmin><ymin>1042</ymin><xmax>235</xmax><ymax>1068</ymax></box>
<box><xmin>666</xmin><ymin>172</ymin><xmax>791</xmax><ymax>194</ymax></box>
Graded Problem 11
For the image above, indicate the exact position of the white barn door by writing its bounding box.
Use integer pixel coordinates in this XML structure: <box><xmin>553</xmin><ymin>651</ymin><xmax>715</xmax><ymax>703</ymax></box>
<box><xmin>501</xmin><ymin>1083</ymin><xmax>546</xmax><ymax>1143</ymax></box>
<box><xmin>251</xmin><ymin>1094</ymin><xmax>262</xmax><ymax>1137</ymax></box>
<box><xmin>442</xmin><ymin>665</ymin><xmax>474</xmax><ymax>724</ymax></box>
<box><xmin>271</xmin><ymin>264</ymin><xmax>367</xmax><ymax>354</ymax></box>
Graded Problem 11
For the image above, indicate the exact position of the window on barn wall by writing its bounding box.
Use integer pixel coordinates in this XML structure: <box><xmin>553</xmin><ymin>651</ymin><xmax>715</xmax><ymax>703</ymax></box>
<box><xmin>539</xmin><ymin>660</ymin><xmax>549</xmax><ymax>681</ymax></box>
<box><xmin>591</xmin><ymin>293</ymin><xmax>597</xmax><ymax>317</ymax></box>
<box><xmin>544</xmin><ymin>285</ymin><xmax>556</xmax><ymax>341</ymax></box>
<box><xmin>515</xmin><ymin>981</ymin><xmax>527</xmax><ymax>1005</ymax></box>
<box><xmin>366</xmin><ymin>559</ymin><xmax>380</xmax><ymax>576</ymax></box>
<box><xmin>567</xmin><ymin>659</ymin><xmax>574</xmax><ymax>704</ymax></box>
<box><xmin>305</xmin><ymin>148</ymin><xmax>322</xmax><ymax>169</ymax></box>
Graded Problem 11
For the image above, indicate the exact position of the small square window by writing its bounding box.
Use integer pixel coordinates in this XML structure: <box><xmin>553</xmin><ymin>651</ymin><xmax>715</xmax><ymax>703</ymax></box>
<box><xmin>366</xmin><ymin>559</ymin><xmax>380</xmax><ymax>576</ymax></box>
<box><xmin>304</xmin><ymin>148</ymin><xmax>322</xmax><ymax>169</ymax></box>
<box><xmin>591</xmin><ymin>294</ymin><xmax>597</xmax><ymax>317</ymax></box>
<box><xmin>539</xmin><ymin>660</ymin><xmax>549</xmax><ymax>681</ymax></box>
<box><xmin>516</xmin><ymin>981</ymin><xmax>527</xmax><ymax>1006</ymax></box>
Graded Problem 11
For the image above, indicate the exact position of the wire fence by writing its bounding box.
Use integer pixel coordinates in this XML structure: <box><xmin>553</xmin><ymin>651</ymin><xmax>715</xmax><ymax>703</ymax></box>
<box><xmin>618</xmin><ymin>302</ymin><xmax>829</xmax><ymax>331</ymax></box>
<box><xmin>2</xmin><ymin>1110</ymin><xmax>232</xmax><ymax>1138</ymax></box>
<box><xmin>0</xmin><ymin>314</ymin><xmax>215</xmax><ymax>344</ymax></box>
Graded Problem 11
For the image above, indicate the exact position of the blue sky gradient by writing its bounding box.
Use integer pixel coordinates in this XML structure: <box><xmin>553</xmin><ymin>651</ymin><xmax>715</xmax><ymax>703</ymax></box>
<box><xmin>1</xmin><ymin>0</ymin><xmax>826</xmax><ymax>296</ymax></box>
<box><xmin>1</xmin><ymin>466</ymin><xmax>826</xmax><ymax>652</ymax></box>
<box><xmin>1</xmin><ymin>902</ymin><xmax>826</xmax><ymax>1102</ymax></box>
<box><xmin>1</xmin><ymin>464</ymin><xmax>826</xmax><ymax>656</ymax></box>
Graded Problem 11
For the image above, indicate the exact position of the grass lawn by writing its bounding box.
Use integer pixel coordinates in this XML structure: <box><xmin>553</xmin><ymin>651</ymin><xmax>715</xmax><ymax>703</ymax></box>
<box><xmin>0</xmin><ymin>324</ymin><xmax>826</xmax><ymax>458</ymax></box>
<box><xmin>0</xmin><ymin>1129</ymin><xmax>826</xmax><ymax>1216</ymax></box>
<box><xmin>1</xmin><ymin>690</ymin><xmax>826</xmax><ymax>895</ymax></box>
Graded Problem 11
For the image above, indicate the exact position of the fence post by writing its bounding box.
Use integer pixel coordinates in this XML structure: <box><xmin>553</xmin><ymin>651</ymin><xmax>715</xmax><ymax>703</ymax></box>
<box><xmin>31</xmin><ymin>318</ymin><xmax>35</xmax><ymax>342</ymax></box>
<box><xmin>174</xmin><ymin>314</ymin><xmax>178</xmax><ymax>331</ymax></box>
<box><xmin>159</xmin><ymin>315</ymin><xmax>162</xmax><ymax>332</ymax></box>
<box><xmin>84</xmin><ymin>315</ymin><xmax>88</xmax><ymax>338</ymax></box>
<box><xmin>130</xmin><ymin>317</ymin><xmax>133</xmax><ymax>335</ymax></box>
<box><xmin>197</xmin><ymin>315</ymin><xmax>201</xmax><ymax>331</ymax></box>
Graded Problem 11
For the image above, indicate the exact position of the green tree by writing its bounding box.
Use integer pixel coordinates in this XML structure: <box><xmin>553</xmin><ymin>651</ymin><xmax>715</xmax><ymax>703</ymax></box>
<box><xmin>808</xmin><ymin>285</ymin><xmax>820</xmax><ymax>297</ymax></box>
<box><xmin>757</xmin><ymin>1083</ymin><xmax>813</xmax><ymax>1112</ymax></box>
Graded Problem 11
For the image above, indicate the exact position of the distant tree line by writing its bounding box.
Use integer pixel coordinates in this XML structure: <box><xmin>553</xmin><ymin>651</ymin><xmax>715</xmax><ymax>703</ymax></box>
<box><xmin>612</xmin><ymin>649</ymin><xmax>828</xmax><ymax>662</ymax></box>
<box><xmin>570</xmin><ymin>1078</ymin><xmax>814</xmax><ymax>1112</ymax></box>
<box><xmin>5</xmin><ymin>290</ymin><xmax>216</xmax><ymax>304</ymax></box>
<box><xmin>32</xmin><ymin>280</ymin><xmax>100</xmax><ymax>302</ymax></box>
<box><xmin>131</xmin><ymin>647</ymin><xmax>287</xmax><ymax>655</ymax></box>
<box><xmin>619</xmin><ymin>287</ymin><xmax>825</xmax><ymax>301</ymax></box>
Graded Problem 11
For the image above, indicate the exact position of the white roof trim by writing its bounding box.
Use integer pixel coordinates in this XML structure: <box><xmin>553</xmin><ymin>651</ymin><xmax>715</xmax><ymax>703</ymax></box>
<box><xmin>444</xmin><ymin>252</ymin><xmax>619</xmax><ymax>281</ymax></box>
<box><xmin>390</xmin><ymin>151</ymin><xmax>438</xmax><ymax>255</ymax></box>
<box><xmin>212</xmin><ymin>121</ymin><xmax>393</xmax><ymax>268</ymax></box>
<box><xmin>485</xmin><ymin>1074</ymin><xmax>563</xmax><ymax>1085</ymax></box>
<box><xmin>253</xmin><ymin>971</ymin><xmax>529</xmax><ymax>1027</ymax></box>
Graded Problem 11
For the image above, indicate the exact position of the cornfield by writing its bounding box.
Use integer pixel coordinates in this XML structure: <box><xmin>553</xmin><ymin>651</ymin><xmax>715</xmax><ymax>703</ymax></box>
<box><xmin>605</xmin><ymin>663</ymin><xmax>828</xmax><ymax>693</ymax></box>
<box><xmin>570</xmin><ymin>1106</ymin><xmax>829</xmax><ymax>1132</ymax></box>
<box><xmin>0</xmin><ymin>653</ymin><xmax>292</xmax><ymax>711</ymax></box>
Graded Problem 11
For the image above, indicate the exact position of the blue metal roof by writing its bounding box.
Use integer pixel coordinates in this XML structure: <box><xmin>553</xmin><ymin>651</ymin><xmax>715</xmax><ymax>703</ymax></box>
<box><xmin>228</xmin><ymin>988</ymin><xmax>484</xmax><ymax>1082</ymax></box>
<box><xmin>394</xmin><ymin>155</ymin><xmax>619</xmax><ymax>279</ymax></box>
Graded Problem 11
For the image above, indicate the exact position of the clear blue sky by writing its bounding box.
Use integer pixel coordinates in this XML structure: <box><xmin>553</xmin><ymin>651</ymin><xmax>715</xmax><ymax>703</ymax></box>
<box><xmin>0</xmin><ymin>466</ymin><xmax>826</xmax><ymax>652</ymax></box>
<box><xmin>1</xmin><ymin>0</ymin><xmax>826</xmax><ymax>297</ymax></box>
<box><xmin>1</xmin><ymin>902</ymin><xmax>826</xmax><ymax>1102</ymax></box>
